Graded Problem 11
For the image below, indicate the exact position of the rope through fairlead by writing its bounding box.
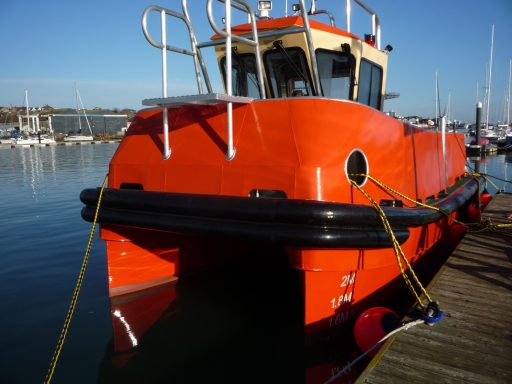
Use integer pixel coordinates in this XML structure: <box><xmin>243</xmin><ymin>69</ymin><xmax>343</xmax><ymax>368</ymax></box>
<box><xmin>352</xmin><ymin>172</ymin><xmax>467</xmax><ymax>225</ymax></box>
<box><xmin>349</xmin><ymin>178</ymin><xmax>432</xmax><ymax>310</ymax></box>
<box><xmin>349</xmin><ymin>171</ymin><xmax>511</xmax><ymax>314</ymax></box>
<box><xmin>44</xmin><ymin>174</ymin><xmax>109</xmax><ymax>384</ymax></box>
<box><xmin>352</xmin><ymin>172</ymin><xmax>512</xmax><ymax>233</ymax></box>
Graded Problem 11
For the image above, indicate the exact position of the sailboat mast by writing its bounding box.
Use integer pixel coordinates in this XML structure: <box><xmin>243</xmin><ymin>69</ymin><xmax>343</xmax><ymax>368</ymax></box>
<box><xmin>485</xmin><ymin>24</ymin><xmax>494</xmax><ymax>129</ymax></box>
<box><xmin>483</xmin><ymin>63</ymin><xmax>489</xmax><ymax>120</ymax></box>
<box><xmin>75</xmin><ymin>83</ymin><xmax>82</xmax><ymax>133</ymax></box>
<box><xmin>435</xmin><ymin>70</ymin><xmax>440</xmax><ymax>129</ymax></box>
<box><xmin>76</xmin><ymin>87</ymin><xmax>93</xmax><ymax>135</ymax></box>
<box><xmin>25</xmin><ymin>89</ymin><xmax>30</xmax><ymax>132</ymax></box>
<box><xmin>447</xmin><ymin>90</ymin><xmax>451</xmax><ymax>122</ymax></box>
<box><xmin>508</xmin><ymin>58</ymin><xmax>511</xmax><ymax>126</ymax></box>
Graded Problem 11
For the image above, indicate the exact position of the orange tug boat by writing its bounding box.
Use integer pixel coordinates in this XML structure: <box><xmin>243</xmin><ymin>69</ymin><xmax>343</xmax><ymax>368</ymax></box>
<box><xmin>81</xmin><ymin>0</ymin><xmax>479</xmax><ymax>349</ymax></box>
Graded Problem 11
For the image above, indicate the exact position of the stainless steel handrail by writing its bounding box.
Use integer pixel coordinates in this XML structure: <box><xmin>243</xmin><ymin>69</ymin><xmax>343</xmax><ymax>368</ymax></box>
<box><xmin>206</xmin><ymin>0</ymin><xmax>266</xmax><ymax>160</ymax></box>
<box><xmin>140</xmin><ymin>0</ymin><xmax>383</xmax><ymax>161</ymax></box>
<box><xmin>207</xmin><ymin>0</ymin><xmax>266</xmax><ymax>99</ymax></box>
<box><xmin>298</xmin><ymin>0</ymin><xmax>321</xmax><ymax>96</ymax></box>
<box><xmin>142</xmin><ymin>5</ymin><xmax>212</xmax><ymax>159</ymax></box>
<box><xmin>181</xmin><ymin>0</ymin><xmax>213</xmax><ymax>94</ymax></box>
<box><xmin>308</xmin><ymin>0</ymin><xmax>336</xmax><ymax>27</ymax></box>
<box><xmin>142</xmin><ymin>5</ymin><xmax>208</xmax><ymax>94</ymax></box>
<box><xmin>346</xmin><ymin>0</ymin><xmax>381</xmax><ymax>49</ymax></box>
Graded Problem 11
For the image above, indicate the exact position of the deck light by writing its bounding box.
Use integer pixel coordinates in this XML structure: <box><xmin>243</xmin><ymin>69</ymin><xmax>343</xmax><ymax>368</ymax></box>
<box><xmin>292</xmin><ymin>4</ymin><xmax>301</xmax><ymax>14</ymax></box>
<box><xmin>258</xmin><ymin>1</ymin><xmax>272</xmax><ymax>18</ymax></box>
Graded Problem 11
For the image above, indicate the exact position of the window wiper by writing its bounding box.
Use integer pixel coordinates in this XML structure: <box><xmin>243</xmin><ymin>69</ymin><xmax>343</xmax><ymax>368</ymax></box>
<box><xmin>272</xmin><ymin>40</ymin><xmax>313</xmax><ymax>95</ymax></box>
<box><xmin>231</xmin><ymin>48</ymin><xmax>260</xmax><ymax>95</ymax></box>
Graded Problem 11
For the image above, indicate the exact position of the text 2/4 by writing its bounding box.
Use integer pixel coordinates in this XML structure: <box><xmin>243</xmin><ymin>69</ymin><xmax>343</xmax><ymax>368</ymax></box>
<box><xmin>330</xmin><ymin>272</ymin><xmax>356</xmax><ymax>309</ymax></box>
<box><xmin>340</xmin><ymin>272</ymin><xmax>356</xmax><ymax>287</ymax></box>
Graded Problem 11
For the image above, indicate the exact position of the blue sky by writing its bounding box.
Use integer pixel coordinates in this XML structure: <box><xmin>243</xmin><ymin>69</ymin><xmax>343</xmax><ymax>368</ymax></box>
<box><xmin>1</xmin><ymin>0</ymin><xmax>511</xmax><ymax>122</ymax></box>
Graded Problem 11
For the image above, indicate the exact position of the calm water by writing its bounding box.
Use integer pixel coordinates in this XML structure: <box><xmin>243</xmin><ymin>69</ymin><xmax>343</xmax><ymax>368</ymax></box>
<box><xmin>0</xmin><ymin>144</ymin><xmax>510</xmax><ymax>383</ymax></box>
<box><xmin>0</xmin><ymin>144</ymin><xmax>116</xmax><ymax>383</ymax></box>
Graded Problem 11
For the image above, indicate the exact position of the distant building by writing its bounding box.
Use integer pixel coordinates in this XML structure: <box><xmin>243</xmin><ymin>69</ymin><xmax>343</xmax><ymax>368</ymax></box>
<box><xmin>48</xmin><ymin>113</ymin><xmax>128</xmax><ymax>137</ymax></box>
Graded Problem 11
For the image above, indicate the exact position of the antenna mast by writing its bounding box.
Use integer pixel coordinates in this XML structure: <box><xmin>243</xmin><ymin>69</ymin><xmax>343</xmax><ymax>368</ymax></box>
<box><xmin>485</xmin><ymin>25</ymin><xmax>494</xmax><ymax>129</ymax></box>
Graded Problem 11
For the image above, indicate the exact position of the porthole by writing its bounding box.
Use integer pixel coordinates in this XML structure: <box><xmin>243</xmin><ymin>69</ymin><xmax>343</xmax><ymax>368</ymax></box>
<box><xmin>345</xmin><ymin>149</ymin><xmax>369</xmax><ymax>187</ymax></box>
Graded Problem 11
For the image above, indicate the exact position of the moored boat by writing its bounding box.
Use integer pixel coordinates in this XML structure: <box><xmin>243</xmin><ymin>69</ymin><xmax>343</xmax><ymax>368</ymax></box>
<box><xmin>64</xmin><ymin>84</ymin><xmax>95</xmax><ymax>143</ymax></box>
<box><xmin>63</xmin><ymin>134</ymin><xmax>94</xmax><ymax>142</ymax></box>
<box><xmin>81</xmin><ymin>0</ymin><xmax>481</xmax><ymax>347</ymax></box>
<box><xmin>14</xmin><ymin>135</ymin><xmax>56</xmax><ymax>145</ymax></box>
<box><xmin>15</xmin><ymin>89</ymin><xmax>56</xmax><ymax>145</ymax></box>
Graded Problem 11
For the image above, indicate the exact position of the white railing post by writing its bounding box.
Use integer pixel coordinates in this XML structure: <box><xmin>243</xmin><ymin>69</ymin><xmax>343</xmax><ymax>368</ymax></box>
<box><xmin>160</xmin><ymin>9</ymin><xmax>171</xmax><ymax>159</ymax></box>
<box><xmin>346</xmin><ymin>0</ymin><xmax>351</xmax><ymax>32</ymax></box>
<box><xmin>441</xmin><ymin>116</ymin><xmax>448</xmax><ymax>189</ymax></box>
<box><xmin>225</xmin><ymin>0</ymin><xmax>235</xmax><ymax>160</ymax></box>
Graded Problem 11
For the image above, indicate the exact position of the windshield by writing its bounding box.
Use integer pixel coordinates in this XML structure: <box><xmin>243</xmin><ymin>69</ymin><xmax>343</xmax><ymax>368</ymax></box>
<box><xmin>221</xmin><ymin>52</ymin><xmax>261</xmax><ymax>98</ymax></box>
<box><xmin>264</xmin><ymin>47</ymin><xmax>313</xmax><ymax>98</ymax></box>
<box><xmin>316</xmin><ymin>49</ymin><xmax>354</xmax><ymax>100</ymax></box>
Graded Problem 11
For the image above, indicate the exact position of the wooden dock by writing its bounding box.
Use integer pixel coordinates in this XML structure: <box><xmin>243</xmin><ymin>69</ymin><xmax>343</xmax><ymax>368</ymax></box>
<box><xmin>357</xmin><ymin>193</ymin><xmax>512</xmax><ymax>384</ymax></box>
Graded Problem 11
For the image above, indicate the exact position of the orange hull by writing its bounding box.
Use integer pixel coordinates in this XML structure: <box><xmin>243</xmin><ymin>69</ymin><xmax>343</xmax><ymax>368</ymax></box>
<box><xmin>84</xmin><ymin>98</ymin><xmax>473</xmax><ymax>341</ymax></box>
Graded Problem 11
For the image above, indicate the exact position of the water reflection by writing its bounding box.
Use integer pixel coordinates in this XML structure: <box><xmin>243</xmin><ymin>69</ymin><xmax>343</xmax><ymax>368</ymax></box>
<box><xmin>16</xmin><ymin>146</ymin><xmax>57</xmax><ymax>201</ymax></box>
<box><xmin>0</xmin><ymin>143</ymin><xmax>118</xmax><ymax>383</ymax></box>
<box><xmin>467</xmin><ymin>153</ymin><xmax>512</xmax><ymax>193</ymax></box>
<box><xmin>98</xmin><ymin>257</ymin><xmax>363</xmax><ymax>384</ymax></box>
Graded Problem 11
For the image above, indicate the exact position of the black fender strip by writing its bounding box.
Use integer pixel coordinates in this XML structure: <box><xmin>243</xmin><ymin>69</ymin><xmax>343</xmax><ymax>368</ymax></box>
<box><xmin>80</xmin><ymin>177</ymin><xmax>479</xmax><ymax>248</ymax></box>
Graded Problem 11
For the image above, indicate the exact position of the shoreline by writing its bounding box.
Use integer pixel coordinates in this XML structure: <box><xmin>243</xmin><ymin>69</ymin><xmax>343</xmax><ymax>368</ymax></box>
<box><xmin>0</xmin><ymin>140</ymin><xmax>121</xmax><ymax>149</ymax></box>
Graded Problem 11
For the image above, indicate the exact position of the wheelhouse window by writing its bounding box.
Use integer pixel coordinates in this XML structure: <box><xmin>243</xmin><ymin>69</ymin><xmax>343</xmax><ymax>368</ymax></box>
<box><xmin>316</xmin><ymin>49</ymin><xmax>354</xmax><ymax>100</ymax></box>
<box><xmin>357</xmin><ymin>59</ymin><xmax>383</xmax><ymax>109</ymax></box>
<box><xmin>264</xmin><ymin>46</ymin><xmax>313</xmax><ymax>98</ymax></box>
<box><xmin>221</xmin><ymin>52</ymin><xmax>261</xmax><ymax>98</ymax></box>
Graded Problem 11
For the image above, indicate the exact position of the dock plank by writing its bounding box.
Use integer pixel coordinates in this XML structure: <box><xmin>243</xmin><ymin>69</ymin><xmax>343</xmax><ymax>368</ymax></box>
<box><xmin>357</xmin><ymin>193</ymin><xmax>512</xmax><ymax>384</ymax></box>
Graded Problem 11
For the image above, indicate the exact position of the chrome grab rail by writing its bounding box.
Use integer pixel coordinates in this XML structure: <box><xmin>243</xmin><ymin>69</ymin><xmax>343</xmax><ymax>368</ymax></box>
<box><xmin>207</xmin><ymin>0</ymin><xmax>266</xmax><ymax>99</ymax></box>
<box><xmin>140</xmin><ymin>0</ymin><xmax>382</xmax><ymax>160</ymax></box>
<box><xmin>141</xmin><ymin>0</ymin><xmax>266</xmax><ymax>161</ymax></box>
<box><xmin>142</xmin><ymin>4</ymin><xmax>212</xmax><ymax>159</ymax></box>
<box><xmin>298</xmin><ymin>0</ymin><xmax>321</xmax><ymax>96</ymax></box>
<box><xmin>308</xmin><ymin>0</ymin><xmax>336</xmax><ymax>27</ymax></box>
<box><xmin>181</xmin><ymin>0</ymin><xmax>213</xmax><ymax>94</ymax></box>
<box><xmin>346</xmin><ymin>0</ymin><xmax>381</xmax><ymax>49</ymax></box>
<box><xmin>206</xmin><ymin>0</ymin><xmax>267</xmax><ymax>160</ymax></box>
<box><xmin>142</xmin><ymin>5</ymin><xmax>211</xmax><ymax>94</ymax></box>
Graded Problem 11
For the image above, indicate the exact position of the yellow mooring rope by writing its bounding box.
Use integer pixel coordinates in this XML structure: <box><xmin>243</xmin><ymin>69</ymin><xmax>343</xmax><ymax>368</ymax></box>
<box><xmin>352</xmin><ymin>173</ymin><xmax>466</xmax><ymax>225</ymax></box>
<box><xmin>471</xmin><ymin>171</ymin><xmax>501</xmax><ymax>191</ymax></box>
<box><xmin>44</xmin><ymin>174</ymin><xmax>108</xmax><ymax>384</ymax></box>
<box><xmin>349</xmin><ymin>177</ymin><xmax>432</xmax><ymax>309</ymax></box>
<box><xmin>349</xmin><ymin>172</ymin><xmax>512</xmax><ymax>308</ymax></box>
<box><xmin>467</xmin><ymin>172</ymin><xmax>512</xmax><ymax>234</ymax></box>
<box><xmin>354</xmin><ymin>172</ymin><xmax>512</xmax><ymax>233</ymax></box>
